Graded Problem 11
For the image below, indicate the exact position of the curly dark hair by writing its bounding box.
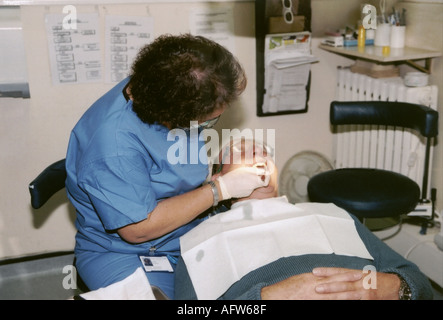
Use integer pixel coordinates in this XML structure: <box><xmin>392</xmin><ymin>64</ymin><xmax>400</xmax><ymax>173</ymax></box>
<box><xmin>128</xmin><ymin>34</ymin><xmax>247</xmax><ymax>128</ymax></box>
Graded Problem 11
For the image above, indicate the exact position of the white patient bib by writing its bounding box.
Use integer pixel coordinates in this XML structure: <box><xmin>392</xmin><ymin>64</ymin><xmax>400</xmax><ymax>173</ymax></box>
<box><xmin>180</xmin><ymin>197</ymin><xmax>373</xmax><ymax>300</ymax></box>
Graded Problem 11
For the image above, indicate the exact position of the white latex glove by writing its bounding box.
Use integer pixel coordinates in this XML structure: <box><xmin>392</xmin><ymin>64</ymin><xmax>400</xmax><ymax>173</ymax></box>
<box><xmin>216</xmin><ymin>165</ymin><xmax>270</xmax><ymax>200</ymax></box>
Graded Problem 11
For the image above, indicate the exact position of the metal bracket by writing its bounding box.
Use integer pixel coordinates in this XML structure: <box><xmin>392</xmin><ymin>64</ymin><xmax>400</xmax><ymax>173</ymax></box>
<box><xmin>405</xmin><ymin>58</ymin><xmax>433</xmax><ymax>74</ymax></box>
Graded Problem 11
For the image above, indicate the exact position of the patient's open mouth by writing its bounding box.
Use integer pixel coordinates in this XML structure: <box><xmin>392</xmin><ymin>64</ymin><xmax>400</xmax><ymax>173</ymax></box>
<box><xmin>253</xmin><ymin>162</ymin><xmax>267</xmax><ymax>181</ymax></box>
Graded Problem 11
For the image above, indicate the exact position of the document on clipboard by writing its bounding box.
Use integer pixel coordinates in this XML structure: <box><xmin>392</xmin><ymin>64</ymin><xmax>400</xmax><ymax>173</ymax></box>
<box><xmin>263</xmin><ymin>32</ymin><xmax>318</xmax><ymax>114</ymax></box>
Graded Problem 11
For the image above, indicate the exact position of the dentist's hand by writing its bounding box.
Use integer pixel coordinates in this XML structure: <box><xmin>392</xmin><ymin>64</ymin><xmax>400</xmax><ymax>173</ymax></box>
<box><xmin>216</xmin><ymin>165</ymin><xmax>270</xmax><ymax>200</ymax></box>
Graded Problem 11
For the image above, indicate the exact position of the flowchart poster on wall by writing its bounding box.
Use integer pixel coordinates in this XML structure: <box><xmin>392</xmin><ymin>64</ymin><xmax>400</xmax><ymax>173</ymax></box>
<box><xmin>189</xmin><ymin>7</ymin><xmax>235</xmax><ymax>54</ymax></box>
<box><xmin>45</xmin><ymin>13</ymin><xmax>102</xmax><ymax>85</ymax></box>
<box><xmin>105</xmin><ymin>16</ymin><xmax>154</xmax><ymax>83</ymax></box>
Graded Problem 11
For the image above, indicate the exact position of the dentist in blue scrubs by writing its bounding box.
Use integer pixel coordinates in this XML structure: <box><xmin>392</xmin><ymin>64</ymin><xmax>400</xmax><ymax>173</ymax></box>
<box><xmin>65</xmin><ymin>34</ymin><xmax>269</xmax><ymax>299</ymax></box>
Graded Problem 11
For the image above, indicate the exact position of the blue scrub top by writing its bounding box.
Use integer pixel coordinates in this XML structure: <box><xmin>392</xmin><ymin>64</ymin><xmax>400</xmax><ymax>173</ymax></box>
<box><xmin>65</xmin><ymin>78</ymin><xmax>209</xmax><ymax>258</ymax></box>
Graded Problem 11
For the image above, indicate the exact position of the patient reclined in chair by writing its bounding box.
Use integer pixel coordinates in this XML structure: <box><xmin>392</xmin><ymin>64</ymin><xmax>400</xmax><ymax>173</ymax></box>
<box><xmin>174</xmin><ymin>139</ymin><xmax>433</xmax><ymax>300</ymax></box>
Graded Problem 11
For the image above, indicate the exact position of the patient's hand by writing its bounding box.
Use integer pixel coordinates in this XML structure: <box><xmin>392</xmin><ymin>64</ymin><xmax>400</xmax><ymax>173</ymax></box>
<box><xmin>261</xmin><ymin>267</ymin><xmax>400</xmax><ymax>300</ymax></box>
<box><xmin>312</xmin><ymin>267</ymin><xmax>400</xmax><ymax>300</ymax></box>
<box><xmin>261</xmin><ymin>270</ymin><xmax>362</xmax><ymax>300</ymax></box>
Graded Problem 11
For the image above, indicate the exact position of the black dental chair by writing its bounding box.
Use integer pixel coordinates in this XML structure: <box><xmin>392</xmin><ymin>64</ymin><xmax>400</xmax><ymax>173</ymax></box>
<box><xmin>308</xmin><ymin>101</ymin><xmax>438</xmax><ymax>225</ymax></box>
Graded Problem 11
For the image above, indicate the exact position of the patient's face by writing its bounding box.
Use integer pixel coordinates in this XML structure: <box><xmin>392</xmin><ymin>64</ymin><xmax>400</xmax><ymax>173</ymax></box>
<box><xmin>217</xmin><ymin>140</ymin><xmax>278</xmax><ymax>200</ymax></box>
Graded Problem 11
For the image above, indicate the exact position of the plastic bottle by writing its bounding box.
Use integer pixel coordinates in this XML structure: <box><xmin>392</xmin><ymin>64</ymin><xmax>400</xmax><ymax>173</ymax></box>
<box><xmin>358</xmin><ymin>25</ymin><xmax>366</xmax><ymax>49</ymax></box>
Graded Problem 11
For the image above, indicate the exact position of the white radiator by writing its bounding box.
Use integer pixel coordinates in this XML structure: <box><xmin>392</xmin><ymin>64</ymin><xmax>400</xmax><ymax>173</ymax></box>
<box><xmin>334</xmin><ymin>67</ymin><xmax>438</xmax><ymax>204</ymax></box>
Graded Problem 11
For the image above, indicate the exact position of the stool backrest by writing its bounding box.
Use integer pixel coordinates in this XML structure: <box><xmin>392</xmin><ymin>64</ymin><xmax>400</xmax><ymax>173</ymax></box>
<box><xmin>331</xmin><ymin>101</ymin><xmax>438</xmax><ymax>138</ymax></box>
<box><xmin>29</xmin><ymin>159</ymin><xmax>67</xmax><ymax>209</ymax></box>
<box><xmin>330</xmin><ymin>101</ymin><xmax>439</xmax><ymax>200</ymax></box>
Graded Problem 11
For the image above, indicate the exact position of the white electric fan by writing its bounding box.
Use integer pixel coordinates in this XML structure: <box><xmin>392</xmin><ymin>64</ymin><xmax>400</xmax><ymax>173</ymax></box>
<box><xmin>279</xmin><ymin>151</ymin><xmax>333</xmax><ymax>203</ymax></box>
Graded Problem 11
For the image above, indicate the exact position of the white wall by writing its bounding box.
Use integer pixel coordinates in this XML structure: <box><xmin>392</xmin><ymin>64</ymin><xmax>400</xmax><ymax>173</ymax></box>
<box><xmin>0</xmin><ymin>0</ymin><xmax>441</xmax><ymax>260</ymax></box>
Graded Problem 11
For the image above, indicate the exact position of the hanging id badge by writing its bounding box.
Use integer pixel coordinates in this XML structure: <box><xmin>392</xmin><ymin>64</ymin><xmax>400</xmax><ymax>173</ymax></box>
<box><xmin>139</xmin><ymin>255</ymin><xmax>174</xmax><ymax>272</ymax></box>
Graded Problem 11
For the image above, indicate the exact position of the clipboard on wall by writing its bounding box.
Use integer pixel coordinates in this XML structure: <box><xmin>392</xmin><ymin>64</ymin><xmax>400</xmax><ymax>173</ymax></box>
<box><xmin>255</xmin><ymin>0</ymin><xmax>314</xmax><ymax>117</ymax></box>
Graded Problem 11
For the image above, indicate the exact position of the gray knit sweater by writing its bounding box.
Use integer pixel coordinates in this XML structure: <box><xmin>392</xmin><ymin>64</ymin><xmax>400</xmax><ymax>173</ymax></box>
<box><xmin>174</xmin><ymin>214</ymin><xmax>433</xmax><ymax>300</ymax></box>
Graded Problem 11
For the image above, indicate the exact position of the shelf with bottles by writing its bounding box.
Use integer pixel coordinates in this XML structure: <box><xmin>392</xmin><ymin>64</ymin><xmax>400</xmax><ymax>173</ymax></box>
<box><xmin>319</xmin><ymin>44</ymin><xmax>441</xmax><ymax>74</ymax></box>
